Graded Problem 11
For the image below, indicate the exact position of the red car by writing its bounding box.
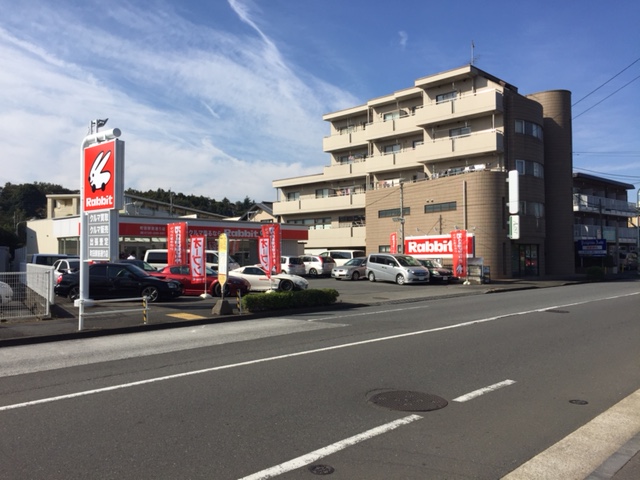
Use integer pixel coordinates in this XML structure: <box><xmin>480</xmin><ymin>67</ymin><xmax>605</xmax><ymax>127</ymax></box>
<box><xmin>156</xmin><ymin>265</ymin><xmax>250</xmax><ymax>297</ymax></box>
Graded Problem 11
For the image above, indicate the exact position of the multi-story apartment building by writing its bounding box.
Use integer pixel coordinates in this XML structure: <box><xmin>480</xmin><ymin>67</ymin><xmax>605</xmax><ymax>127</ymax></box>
<box><xmin>572</xmin><ymin>173</ymin><xmax>638</xmax><ymax>271</ymax></box>
<box><xmin>273</xmin><ymin>65</ymin><xmax>576</xmax><ymax>278</ymax></box>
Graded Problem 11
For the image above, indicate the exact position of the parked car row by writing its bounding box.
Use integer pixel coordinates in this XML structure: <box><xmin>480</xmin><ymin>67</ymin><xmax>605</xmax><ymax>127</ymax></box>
<box><xmin>54</xmin><ymin>261</ymin><xmax>308</xmax><ymax>303</ymax></box>
<box><xmin>330</xmin><ymin>254</ymin><xmax>456</xmax><ymax>285</ymax></box>
<box><xmin>52</xmin><ymin>252</ymin><xmax>455</xmax><ymax>304</ymax></box>
<box><xmin>280</xmin><ymin>250</ymin><xmax>367</xmax><ymax>277</ymax></box>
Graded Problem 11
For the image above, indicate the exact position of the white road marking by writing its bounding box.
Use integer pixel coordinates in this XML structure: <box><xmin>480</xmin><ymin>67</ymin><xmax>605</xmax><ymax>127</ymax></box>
<box><xmin>1</xmin><ymin>291</ymin><xmax>636</xmax><ymax>412</ymax></box>
<box><xmin>238</xmin><ymin>414</ymin><xmax>423</xmax><ymax>480</ymax></box>
<box><xmin>453</xmin><ymin>379</ymin><xmax>517</xmax><ymax>402</ymax></box>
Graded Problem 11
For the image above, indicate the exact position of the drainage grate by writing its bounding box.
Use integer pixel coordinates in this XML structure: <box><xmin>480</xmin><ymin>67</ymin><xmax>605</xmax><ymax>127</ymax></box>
<box><xmin>545</xmin><ymin>309</ymin><xmax>570</xmax><ymax>314</ymax></box>
<box><xmin>569</xmin><ymin>399</ymin><xmax>589</xmax><ymax>405</ymax></box>
<box><xmin>369</xmin><ymin>390</ymin><xmax>448</xmax><ymax>412</ymax></box>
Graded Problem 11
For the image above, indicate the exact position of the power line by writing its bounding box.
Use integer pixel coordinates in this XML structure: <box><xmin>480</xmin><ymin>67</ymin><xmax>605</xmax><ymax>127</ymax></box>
<box><xmin>572</xmin><ymin>56</ymin><xmax>640</xmax><ymax>108</ymax></box>
<box><xmin>573</xmin><ymin>73</ymin><xmax>640</xmax><ymax>120</ymax></box>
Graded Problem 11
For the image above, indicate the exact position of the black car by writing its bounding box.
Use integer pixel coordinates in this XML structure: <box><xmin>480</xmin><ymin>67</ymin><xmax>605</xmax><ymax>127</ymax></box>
<box><xmin>54</xmin><ymin>263</ymin><xmax>182</xmax><ymax>302</ymax></box>
<box><xmin>418</xmin><ymin>259</ymin><xmax>454</xmax><ymax>284</ymax></box>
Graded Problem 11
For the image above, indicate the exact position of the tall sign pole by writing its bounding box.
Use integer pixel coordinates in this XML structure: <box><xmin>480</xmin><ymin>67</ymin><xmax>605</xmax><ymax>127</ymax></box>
<box><xmin>78</xmin><ymin>120</ymin><xmax>123</xmax><ymax>330</ymax></box>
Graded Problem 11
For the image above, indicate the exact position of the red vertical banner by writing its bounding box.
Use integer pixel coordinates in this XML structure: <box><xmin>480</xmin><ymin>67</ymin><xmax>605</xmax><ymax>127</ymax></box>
<box><xmin>390</xmin><ymin>232</ymin><xmax>398</xmax><ymax>254</ymax></box>
<box><xmin>450</xmin><ymin>229</ymin><xmax>468</xmax><ymax>278</ymax></box>
<box><xmin>261</xmin><ymin>223</ymin><xmax>281</xmax><ymax>277</ymax></box>
<box><xmin>167</xmin><ymin>222</ymin><xmax>187</xmax><ymax>266</ymax></box>
<box><xmin>259</xmin><ymin>237</ymin><xmax>270</xmax><ymax>278</ymax></box>
<box><xmin>190</xmin><ymin>235</ymin><xmax>206</xmax><ymax>284</ymax></box>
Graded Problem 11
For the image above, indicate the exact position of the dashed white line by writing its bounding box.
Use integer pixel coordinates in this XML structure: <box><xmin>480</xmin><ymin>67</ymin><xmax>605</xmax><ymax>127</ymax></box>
<box><xmin>238</xmin><ymin>414</ymin><xmax>423</xmax><ymax>480</ymax></box>
<box><xmin>453</xmin><ymin>379</ymin><xmax>517</xmax><ymax>402</ymax></box>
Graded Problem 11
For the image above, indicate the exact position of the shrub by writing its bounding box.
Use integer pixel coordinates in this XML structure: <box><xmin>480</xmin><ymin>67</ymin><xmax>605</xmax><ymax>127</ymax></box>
<box><xmin>240</xmin><ymin>288</ymin><xmax>339</xmax><ymax>313</ymax></box>
<box><xmin>585</xmin><ymin>266</ymin><xmax>605</xmax><ymax>282</ymax></box>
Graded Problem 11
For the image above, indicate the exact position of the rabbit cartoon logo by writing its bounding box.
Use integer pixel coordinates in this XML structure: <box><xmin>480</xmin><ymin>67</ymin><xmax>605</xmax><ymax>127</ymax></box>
<box><xmin>88</xmin><ymin>150</ymin><xmax>112</xmax><ymax>193</ymax></box>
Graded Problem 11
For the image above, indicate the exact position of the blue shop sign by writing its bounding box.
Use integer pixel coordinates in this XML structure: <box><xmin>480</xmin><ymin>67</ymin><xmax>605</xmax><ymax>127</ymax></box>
<box><xmin>576</xmin><ymin>239</ymin><xmax>607</xmax><ymax>256</ymax></box>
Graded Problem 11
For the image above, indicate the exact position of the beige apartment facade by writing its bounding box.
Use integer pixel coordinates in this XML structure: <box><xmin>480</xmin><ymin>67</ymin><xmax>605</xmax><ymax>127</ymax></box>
<box><xmin>272</xmin><ymin>65</ymin><xmax>575</xmax><ymax>278</ymax></box>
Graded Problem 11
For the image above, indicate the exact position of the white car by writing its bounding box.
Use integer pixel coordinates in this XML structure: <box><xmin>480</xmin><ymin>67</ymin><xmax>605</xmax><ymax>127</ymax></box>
<box><xmin>230</xmin><ymin>265</ymin><xmax>308</xmax><ymax>292</ymax></box>
<box><xmin>52</xmin><ymin>258</ymin><xmax>81</xmax><ymax>282</ymax></box>
<box><xmin>0</xmin><ymin>281</ymin><xmax>14</xmax><ymax>305</ymax></box>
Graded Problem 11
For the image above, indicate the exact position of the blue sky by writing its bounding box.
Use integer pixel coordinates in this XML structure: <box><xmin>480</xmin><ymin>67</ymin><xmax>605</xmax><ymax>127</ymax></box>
<box><xmin>1</xmin><ymin>0</ymin><xmax>639</xmax><ymax>204</ymax></box>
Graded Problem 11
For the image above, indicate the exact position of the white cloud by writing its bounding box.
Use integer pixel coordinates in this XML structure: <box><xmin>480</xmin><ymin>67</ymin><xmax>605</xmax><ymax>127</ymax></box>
<box><xmin>0</xmin><ymin>1</ymin><xmax>351</xmax><ymax>201</ymax></box>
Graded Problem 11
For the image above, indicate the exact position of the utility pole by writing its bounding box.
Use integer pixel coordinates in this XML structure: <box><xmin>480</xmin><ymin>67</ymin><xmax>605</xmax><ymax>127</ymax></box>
<box><xmin>399</xmin><ymin>181</ymin><xmax>405</xmax><ymax>253</ymax></box>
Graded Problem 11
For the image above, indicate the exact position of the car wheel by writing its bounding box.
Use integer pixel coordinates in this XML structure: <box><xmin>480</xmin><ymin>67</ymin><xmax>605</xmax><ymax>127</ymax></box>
<box><xmin>223</xmin><ymin>283</ymin><xmax>231</xmax><ymax>296</ymax></box>
<box><xmin>351</xmin><ymin>271</ymin><xmax>360</xmax><ymax>281</ymax></box>
<box><xmin>280</xmin><ymin>279</ymin><xmax>294</xmax><ymax>291</ymax></box>
<box><xmin>68</xmin><ymin>286</ymin><xmax>80</xmax><ymax>301</ymax></box>
<box><xmin>368</xmin><ymin>271</ymin><xmax>376</xmax><ymax>282</ymax></box>
<box><xmin>141</xmin><ymin>286</ymin><xmax>160</xmax><ymax>302</ymax></box>
<box><xmin>396</xmin><ymin>274</ymin><xmax>406</xmax><ymax>285</ymax></box>
<box><xmin>213</xmin><ymin>283</ymin><xmax>222</xmax><ymax>297</ymax></box>
<box><xmin>309</xmin><ymin>268</ymin><xmax>319</xmax><ymax>276</ymax></box>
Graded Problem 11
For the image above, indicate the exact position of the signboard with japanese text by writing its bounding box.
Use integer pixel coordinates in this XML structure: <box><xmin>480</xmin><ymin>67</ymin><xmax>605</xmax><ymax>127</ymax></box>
<box><xmin>87</xmin><ymin>210</ymin><xmax>111</xmax><ymax>260</ymax></box>
<box><xmin>258</xmin><ymin>237</ymin><xmax>270</xmax><ymax>278</ymax></box>
<box><xmin>82</xmin><ymin>139</ymin><xmax>124</xmax><ymax>212</ymax></box>
<box><xmin>168</xmin><ymin>222</ymin><xmax>187</xmax><ymax>266</ymax></box>
<box><xmin>450</xmin><ymin>229</ymin><xmax>468</xmax><ymax>278</ymax></box>
<box><xmin>117</xmin><ymin>222</ymin><xmax>307</xmax><ymax>241</ymax></box>
<box><xmin>261</xmin><ymin>223</ymin><xmax>281</xmax><ymax>277</ymax></box>
<box><xmin>190</xmin><ymin>235</ymin><xmax>206</xmax><ymax>284</ymax></box>
<box><xmin>390</xmin><ymin>232</ymin><xmax>397</xmax><ymax>254</ymax></box>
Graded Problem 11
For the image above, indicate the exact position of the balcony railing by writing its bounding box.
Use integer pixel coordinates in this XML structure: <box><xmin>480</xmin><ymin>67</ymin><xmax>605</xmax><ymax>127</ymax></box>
<box><xmin>573</xmin><ymin>194</ymin><xmax>637</xmax><ymax>217</ymax></box>
<box><xmin>415</xmin><ymin>89</ymin><xmax>503</xmax><ymax>127</ymax></box>
<box><xmin>418</xmin><ymin>130</ymin><xmax>504</xmax><ymax>163</ymax></box>
<box><xmin>573</xmin><ymin>224</ymin><xmax>638</xmax><ymax>243</ymax></box>
<box><xmin>273</xmin><ymin>191</ymin><xmax>366</xmax><ymax>216</ymax></box>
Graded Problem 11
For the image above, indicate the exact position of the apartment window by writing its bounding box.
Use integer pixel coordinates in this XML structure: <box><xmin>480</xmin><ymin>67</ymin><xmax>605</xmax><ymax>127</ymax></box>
<box><xmin>450</xmin><ymin>126</ymin><xmax>471</xmax><ymax>138</ymax></box>
<box><xmin>412</xmin><ymin>140</ymin><xmax>424</xmax><ymax>149</ymax></box>
<box><xmin>424</xmin><ymin>202</ymin><xmax>457</xmax><ymax>213</ymax></box>
<box><xmin>519</xmin><ymin>201</ymin><xmax>545</xmax><ymax>218</ymax></box>
<box><xmin>515</xmin><ymin>159</ymin><xmax>544</xmax><ymax>178</ymax></box>
<box><xmin>378</xmin><ymin>246</ymin><xmax>391</xmax><ymax>253</ymax></box>
<box><xmin>315</xmin><ymin>188</ymin><xmax>332</xmax><ymax>198</ymax></box>
<box><xmin>515</xmin><ymin>120</ymin><xmax>543</xmax><ymax>140</ymax></box>
<box><xmin>306</xmin><ymin>217</ymin><xmax>331</xmax><ymax>230</ymax></box>
<box><xmin>436</xmin><ymin>91</ymin><xmax>457</xmax><ymax>104</ymax></box>
<box><xmin>383</xmin><ymin>144</ymin><xmax>401</xmax><ymax>155</ymax></box>
<box><xmin>338</xmin><ymin>215</ymin><xmax>365</xmax><ymax>227</ymax></box>
<box><xmin>378</xmin><ymin>207</ymin><xmax>410</xmax><ymax>218</ymax></box>
<box><xmin>383</xmin><ymin>111</ymin><xmax>400</xmax><ymax>122</ymax></box>
<box><xmin>286</xmin><ymin>192</ymin><xmax>300</xmax><ymax>201</ymax></box>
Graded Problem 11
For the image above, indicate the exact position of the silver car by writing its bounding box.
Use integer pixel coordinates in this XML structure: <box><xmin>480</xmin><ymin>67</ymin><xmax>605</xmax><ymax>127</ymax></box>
<box><xmin>280</xmin><ymin>255</ymin><xmax>306</xmax><ymax>275</ymax></box>
<box><xmin>300</xmin><ymin>254</ymin><xmax>335</xmax><ymax>277</ymax></box>
<box><xmin>331</xmin><ymin>257</ymin><xmax>367</xmax><ymax>280</ymax></box>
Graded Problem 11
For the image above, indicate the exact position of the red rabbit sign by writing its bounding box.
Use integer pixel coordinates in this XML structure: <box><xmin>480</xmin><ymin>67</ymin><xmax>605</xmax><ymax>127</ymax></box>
<box><xmin>82</xmin><ymin>139</ymin><xmax>124</xmax><ymax>212</ymax></box>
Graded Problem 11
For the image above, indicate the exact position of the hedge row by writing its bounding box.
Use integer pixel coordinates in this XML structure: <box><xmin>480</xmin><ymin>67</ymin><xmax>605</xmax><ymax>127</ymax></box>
<box><xmin>240</xmin><ymin>288</ymin><xmax>340</xmax><ymax>313</ymax></box>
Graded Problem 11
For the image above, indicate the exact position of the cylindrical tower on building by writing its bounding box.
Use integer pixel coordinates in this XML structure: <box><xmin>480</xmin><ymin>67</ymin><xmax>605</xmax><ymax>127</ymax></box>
<box><xmin>527</xmin><ymin>90</ymin><xmax>574</xmax><ymax>276</ymax></box>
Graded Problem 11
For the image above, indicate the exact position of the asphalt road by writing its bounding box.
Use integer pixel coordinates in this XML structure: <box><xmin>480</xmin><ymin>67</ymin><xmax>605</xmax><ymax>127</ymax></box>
<box><xmin>1</xmin><ymin>281</ymin><xmax>639</xmax><ymax>479</ymax></box>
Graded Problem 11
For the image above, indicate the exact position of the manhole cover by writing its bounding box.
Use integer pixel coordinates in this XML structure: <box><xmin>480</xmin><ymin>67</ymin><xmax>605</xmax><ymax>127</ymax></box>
<box><xmin>369</xmin><ymin>390</ymin><xmax>448</xmax><ymax>412</ymax></box>
<box><xmin>309</xmin><ymin>464</ymin><xmax>335</xmax><ymax>475</ymax></box>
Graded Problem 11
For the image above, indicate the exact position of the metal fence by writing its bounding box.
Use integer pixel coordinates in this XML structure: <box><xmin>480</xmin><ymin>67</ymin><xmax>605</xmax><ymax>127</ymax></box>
<box><xmin>0</xmin><ymin>271</ymin><xmax>52</xmax><ymax>321</ymax></box>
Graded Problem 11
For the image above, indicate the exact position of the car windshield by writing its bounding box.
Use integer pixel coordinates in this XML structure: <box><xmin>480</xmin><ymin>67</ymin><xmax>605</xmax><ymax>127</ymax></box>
<box><xmin>396</xmin><ymin>256</ymin><xmax>422</xmax><ymax>267</ymax></box>
<box><xmin>345</xmin><ymin>258</ymin><xmax>365</xmax><ymax>266</ymax></box>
